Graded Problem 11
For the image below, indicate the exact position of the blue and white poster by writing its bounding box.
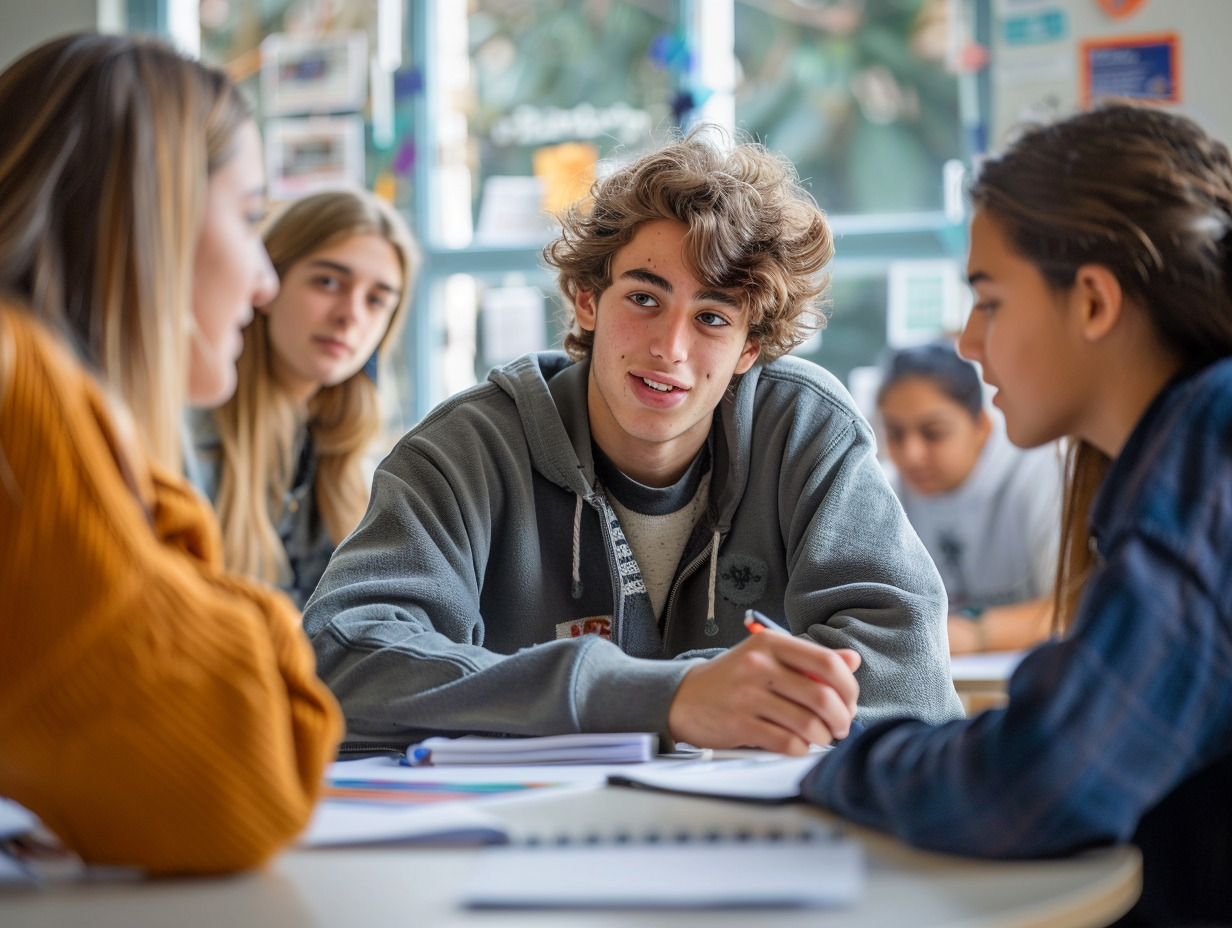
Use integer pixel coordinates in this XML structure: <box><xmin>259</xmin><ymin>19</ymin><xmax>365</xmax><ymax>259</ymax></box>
<box><xmin>1082</xmin><ymin>33</ymin><xmax>1180</xmax><ymax>104</ymax></box>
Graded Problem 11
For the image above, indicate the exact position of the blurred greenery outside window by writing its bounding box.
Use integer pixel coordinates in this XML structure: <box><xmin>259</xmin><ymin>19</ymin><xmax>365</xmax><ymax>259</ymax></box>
<box><xmin>152</xmin><ymin>0</ymin><xmax>977</xmax><ymax>424</ymax></box>
<box><xmin>734</xmin><ymin>0</ymin><xmax>961</xmax><ymax>215</ymax></box>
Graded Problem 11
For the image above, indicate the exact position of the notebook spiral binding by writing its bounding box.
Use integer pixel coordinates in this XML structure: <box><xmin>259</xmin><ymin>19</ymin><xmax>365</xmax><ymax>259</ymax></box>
<box><xmin>514</xmin><ymin>823</ymin><xmax>842</xmax><ymax>847</ymax></box>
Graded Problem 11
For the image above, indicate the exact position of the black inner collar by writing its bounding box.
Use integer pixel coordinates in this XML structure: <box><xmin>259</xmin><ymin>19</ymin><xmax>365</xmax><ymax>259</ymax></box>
<box><xmin>592</xmin><ymin>436</ymin><xmax>712</xmax><ymax>516</ymax></box>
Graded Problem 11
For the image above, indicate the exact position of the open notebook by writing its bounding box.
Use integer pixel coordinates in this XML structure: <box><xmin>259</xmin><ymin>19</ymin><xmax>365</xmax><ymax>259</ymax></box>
<box><xmin>303</xmin><ymin>751</ymin><xmax>831</xmax><ymax>848</ymax></box>
<box><xmin>301</xmin><ymin>756</ymin><xmax>604</xmax><ymax>847</ymax></box>
<box><xmin>608</xmin><ymin>751</ymin><xmax>827</xmax><ymax>803</ymax></box>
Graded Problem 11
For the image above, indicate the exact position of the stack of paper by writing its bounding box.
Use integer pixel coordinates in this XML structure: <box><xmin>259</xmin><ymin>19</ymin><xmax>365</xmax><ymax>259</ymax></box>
<box><xmin>407</xmin><ymin>732</ymin><xmax>656</xmax><ymax>766</ymax></box>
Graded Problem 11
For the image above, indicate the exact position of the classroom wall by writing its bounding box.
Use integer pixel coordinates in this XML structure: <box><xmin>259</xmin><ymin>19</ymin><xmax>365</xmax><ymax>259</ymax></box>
<box><xmin>989</xmin><ymin>0</ymin><xmax>1232</xmax><ymax>149</ymax></box>
<box><xmin>0</xmin><ymin>0</ymin><xmax>123</xmax><ymax>71</ymax></box>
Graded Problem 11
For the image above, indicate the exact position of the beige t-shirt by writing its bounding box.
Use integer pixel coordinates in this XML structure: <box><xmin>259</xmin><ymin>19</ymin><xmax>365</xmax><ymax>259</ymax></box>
<box><xmin>594</xmin><ymin>440</ymin><xmax>713</xmax><ymax>620</ymax></box>
<box><xmin>607</xmin><ymin>472</ymin><xmax>711</xmax><ymax>618</ymax></box>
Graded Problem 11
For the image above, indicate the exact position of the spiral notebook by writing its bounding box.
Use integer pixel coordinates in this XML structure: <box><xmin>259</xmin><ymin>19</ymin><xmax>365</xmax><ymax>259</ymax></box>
<box><xmin>462</xmin><ymin>831</ymin><xmax>864</xmax><ymax>910</ymax></box>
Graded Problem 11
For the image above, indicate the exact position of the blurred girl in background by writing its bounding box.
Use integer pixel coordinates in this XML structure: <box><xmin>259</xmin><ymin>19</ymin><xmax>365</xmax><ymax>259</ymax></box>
<box><xmin>877</xmin><ymin>341</ymin><xmax>1062</xmax><ymax>654</ymax></box>
<box><xmin>193</xmin><ymin>190</ymin><xmax>417</xmax><ymax>608</ymax></box>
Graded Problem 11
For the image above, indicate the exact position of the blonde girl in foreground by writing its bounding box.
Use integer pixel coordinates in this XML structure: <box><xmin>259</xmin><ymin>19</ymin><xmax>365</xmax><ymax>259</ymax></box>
<box><xmin>0</xmin><ymin>33</ymin><xmax>341</xmax><ymax>874</ymax></box>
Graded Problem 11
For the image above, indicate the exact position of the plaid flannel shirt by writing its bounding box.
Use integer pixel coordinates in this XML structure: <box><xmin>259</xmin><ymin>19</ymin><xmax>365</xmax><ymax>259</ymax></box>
<box><xmin>804</xmin><ymin>359</ymin><xmax>1232</xmax><ymax>925</ymax></box>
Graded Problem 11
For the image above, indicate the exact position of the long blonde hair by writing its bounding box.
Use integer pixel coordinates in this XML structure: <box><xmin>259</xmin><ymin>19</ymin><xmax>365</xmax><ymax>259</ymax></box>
<box><xmin>970</xmin><ymin>104</ymin><xmax>1232</xmax><ymax>630</ymax></box>
<box><xmin>212</xmin><ymin>190</ymin><xmax>418</xmax><ymax>585</ymax></box>
<box><xmin>0</xmin><ymin>33</ymin><xmax>250</xmax><ymax>472</ymax></box>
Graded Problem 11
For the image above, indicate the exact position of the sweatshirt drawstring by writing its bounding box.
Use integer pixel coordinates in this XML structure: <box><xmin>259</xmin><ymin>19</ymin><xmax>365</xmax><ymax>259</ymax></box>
<box><xmin>704</xmin><ymin>528</ymin><xmax>720</xmax><ymax>636</ymax></box>
<box><xmin>571</xmin><ymin>494</ymin><xmax>583</xmax><ymax>599</ymax></box>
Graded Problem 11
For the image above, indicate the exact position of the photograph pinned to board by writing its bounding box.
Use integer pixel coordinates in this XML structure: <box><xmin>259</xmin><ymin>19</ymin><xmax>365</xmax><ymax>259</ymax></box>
<box><xmin>265</xmin><ymin>115</ymin><xmax>365</xmax><ymax>202</ymax></box>
<box><xmin>260</xmin><ymin>31</ymin><xmax>369</xmax><ymax>116</ymax></box>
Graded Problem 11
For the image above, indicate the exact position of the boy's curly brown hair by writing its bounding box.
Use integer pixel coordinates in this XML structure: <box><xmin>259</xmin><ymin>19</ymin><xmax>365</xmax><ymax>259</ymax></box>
<box><xmin>543</xmin><ymin>129</ymin><xmax>833</xmax><ymax>362</ymax></box>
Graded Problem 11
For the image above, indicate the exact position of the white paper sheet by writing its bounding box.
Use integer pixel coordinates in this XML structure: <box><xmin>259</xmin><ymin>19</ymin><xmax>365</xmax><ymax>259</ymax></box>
<box><xmin>608</xmin><ymin>752</ymin><xmax>828</xmax><ymax>802</ymax></box>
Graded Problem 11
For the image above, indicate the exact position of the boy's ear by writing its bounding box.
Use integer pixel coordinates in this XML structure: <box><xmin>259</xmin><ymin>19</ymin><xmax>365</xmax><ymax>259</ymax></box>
<box><xmin>1071</xmin><ymin>264</ymin><xmax>1124</xmax><ymax>343</ymax></box>
<box><xmin>575</xmin><ymin>290</ymin><xmax>598</xmax><ymax>332</ymax></box>
<box><xmin>734</xmin><ymin>337</ymin><xmax>761</xmax><ymax>375</ymax></box>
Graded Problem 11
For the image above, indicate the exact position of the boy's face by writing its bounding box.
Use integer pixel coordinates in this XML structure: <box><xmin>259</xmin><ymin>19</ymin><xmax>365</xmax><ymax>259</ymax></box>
<box><xmin>576</xmin><ymin>219</ymin><xmax>759</xmax><ymax>487</ymax></box>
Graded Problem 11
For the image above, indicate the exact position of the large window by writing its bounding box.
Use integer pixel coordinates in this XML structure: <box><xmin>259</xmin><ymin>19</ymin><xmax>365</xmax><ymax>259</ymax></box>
<box><xmin>150</xmin><ymin>0</ymin><xmax>980</xmax><ymax>424</ymax></box>
<box><xmin>457</xmin><ymin>0</ymin><xmax>674</xmax><ymax>244</ymax></box>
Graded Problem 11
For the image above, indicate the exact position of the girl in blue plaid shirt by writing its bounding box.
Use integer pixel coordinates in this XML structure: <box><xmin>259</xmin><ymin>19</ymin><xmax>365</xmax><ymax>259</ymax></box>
<box><xmin>804</xmin><ymin>103</ymin><xmax>1232</xmax><ymax>926</ymax></box>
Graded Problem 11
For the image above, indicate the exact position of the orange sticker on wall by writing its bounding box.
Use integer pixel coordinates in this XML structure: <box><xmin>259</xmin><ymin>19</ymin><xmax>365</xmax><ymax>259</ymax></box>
<box><xmin>1094</xmin><ymin>0</ymin><xmax>1150</xmax><ymax>18</ymax></box>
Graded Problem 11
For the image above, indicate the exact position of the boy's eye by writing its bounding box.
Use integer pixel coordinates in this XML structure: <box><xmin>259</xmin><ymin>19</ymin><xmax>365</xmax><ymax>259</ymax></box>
<box><xmin>697</xmin><ymin>311</ymin><xmax>729</xmax><ymax>328</ymax></box>
<box><xmin>629</xmin><ymin>292</ymin><xmax>657</xmax><ymax>307</ymax></box>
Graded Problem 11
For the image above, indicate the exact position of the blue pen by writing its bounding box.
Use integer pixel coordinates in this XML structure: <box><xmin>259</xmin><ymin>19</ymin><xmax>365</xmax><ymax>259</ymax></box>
<box><xmin>406</xmin><ymin>745</ymin><xmax>433</xmax><ymax>766</ymax></box>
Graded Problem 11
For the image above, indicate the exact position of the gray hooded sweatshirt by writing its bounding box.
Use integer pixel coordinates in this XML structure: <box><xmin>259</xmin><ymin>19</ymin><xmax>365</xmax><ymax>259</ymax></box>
<box><xmin>304</xmin><ymin>352</ymin><xmax>963</xmax><ymax>751</ymax></box>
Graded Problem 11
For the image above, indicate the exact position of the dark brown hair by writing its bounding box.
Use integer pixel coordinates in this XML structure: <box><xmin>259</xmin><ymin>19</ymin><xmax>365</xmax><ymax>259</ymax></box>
<box><xmin>970</xmin><ymin>103</ymin><xmax>1232</xmax><ymax>627</ymax></box>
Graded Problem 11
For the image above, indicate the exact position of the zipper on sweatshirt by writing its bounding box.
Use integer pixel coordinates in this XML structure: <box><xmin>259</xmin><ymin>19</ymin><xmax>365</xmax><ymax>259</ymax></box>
<box><xmin>661</xmin><ymin>536</ymin><xmax>716</xmax><ymax>646</ymax></box>
<box><xmin>336</xmin><ymin>741</ymin><xmax>409</xmax><ymax>758</ymax></box>
<box><xmin>583</xmin><ymin>492</ymin><xmax>630</xmax><ymax>650</ymax></box>
<box><xmin>595</xmin><ymin>496</ymin><xmax>627</xmax><ymax>650</ymax></box>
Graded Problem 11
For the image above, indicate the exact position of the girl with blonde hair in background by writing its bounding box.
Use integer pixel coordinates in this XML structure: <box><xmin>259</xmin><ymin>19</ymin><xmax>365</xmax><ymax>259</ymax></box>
<box><xmin>193</xmin><ymin>190</ymin><xmax>417</xmax><ymax>608</ymax></box>
<box><xmin>0</xmin><ymin>33</ymin><xmax>341</xmax><ymax>874</ymax></box>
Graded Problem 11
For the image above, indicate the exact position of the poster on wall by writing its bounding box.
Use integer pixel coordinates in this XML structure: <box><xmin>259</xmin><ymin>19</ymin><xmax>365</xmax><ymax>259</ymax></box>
<box><xmin>265</xmin><ymin>116</ymin><xmax>365</xmax><ymax>202</ymax></box>
<box><xmin>260</xmin><ymin>31</ymin><xmax>369</xmax><ymax>116</ymax></box>
<box><xmin>1081</xmin><ymin>33</ymin><xmax>1180</xmax><ymax>106</ymax></box>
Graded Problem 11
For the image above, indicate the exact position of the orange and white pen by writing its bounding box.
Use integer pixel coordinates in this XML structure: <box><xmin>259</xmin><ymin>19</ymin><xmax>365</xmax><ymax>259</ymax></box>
<box><xmin>743</xmin><ymin>608</ymin><xmax>793</xmax><ymax>636</ymax></box>
<box><xmin>744</xmin><ymin>609</ymin><xmax>826</xmax><ymax>683</ymax></box>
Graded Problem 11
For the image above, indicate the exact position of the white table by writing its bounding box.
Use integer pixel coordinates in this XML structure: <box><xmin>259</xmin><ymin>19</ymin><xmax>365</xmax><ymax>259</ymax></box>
<box><xmin>0</xmin><ymin>783</ymin><xmax>1141</xmax><ymax>928</ymax></box>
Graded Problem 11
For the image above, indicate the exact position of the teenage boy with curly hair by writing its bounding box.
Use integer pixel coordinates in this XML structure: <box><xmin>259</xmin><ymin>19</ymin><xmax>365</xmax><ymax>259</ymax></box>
<box><xmin>304</xmin><ymin>131</ymin><xmax>962</xmax><ymax>753</ymax></box>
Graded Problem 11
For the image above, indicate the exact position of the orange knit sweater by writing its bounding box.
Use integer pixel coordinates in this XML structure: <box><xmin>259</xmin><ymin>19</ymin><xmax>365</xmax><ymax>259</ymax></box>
<box><xmin>0</xmin><ymin>307</ymin><xmax>343</xmax><ymax>875</ymax></box>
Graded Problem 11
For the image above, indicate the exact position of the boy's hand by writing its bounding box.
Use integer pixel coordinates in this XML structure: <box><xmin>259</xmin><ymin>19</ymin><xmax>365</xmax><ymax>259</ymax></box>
<box><xmin>667</xmin><ymin>633</ymin><xmax>861</xmax><ymax>755</ymax></box>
